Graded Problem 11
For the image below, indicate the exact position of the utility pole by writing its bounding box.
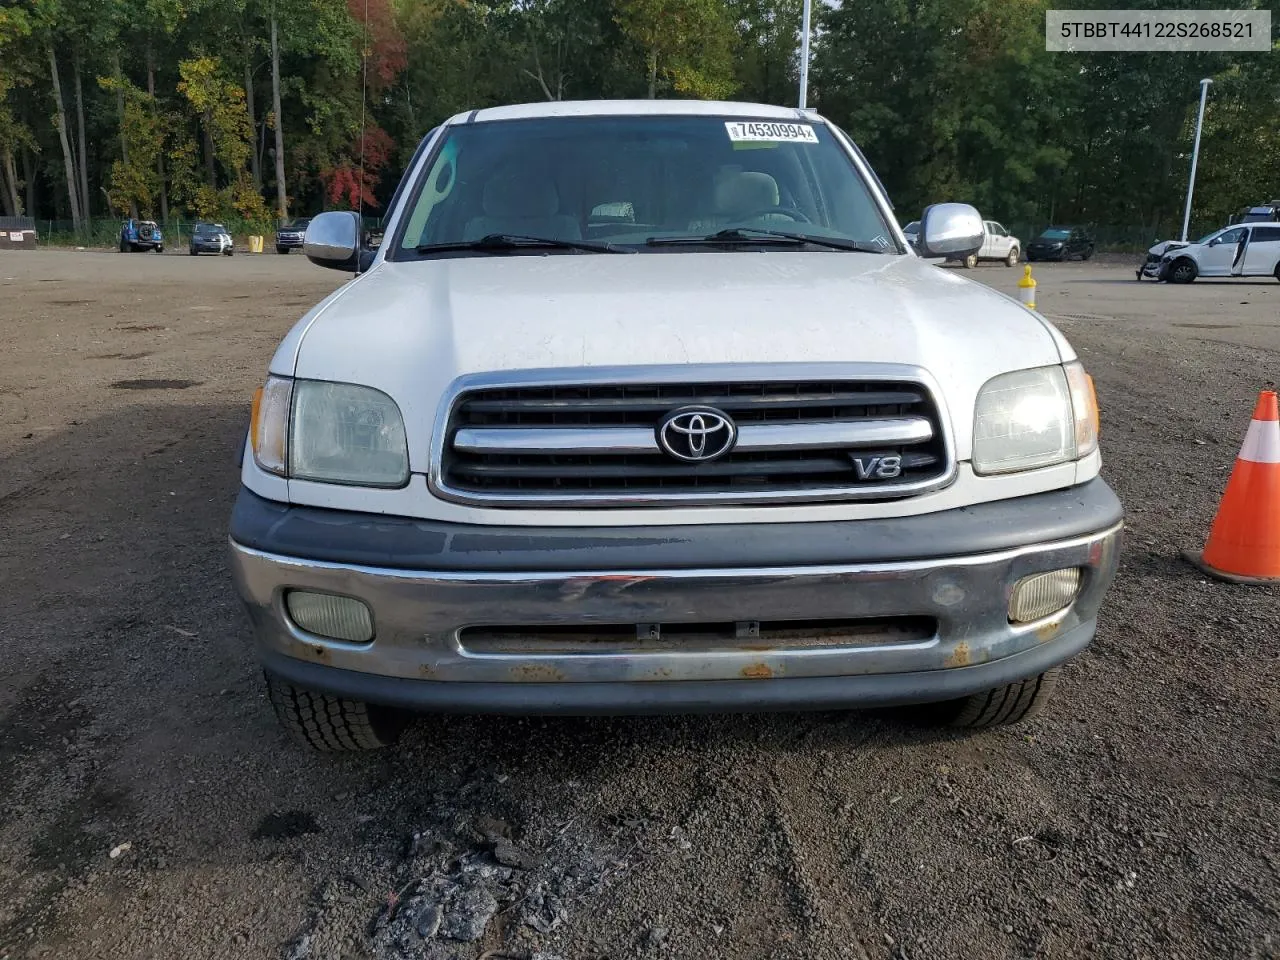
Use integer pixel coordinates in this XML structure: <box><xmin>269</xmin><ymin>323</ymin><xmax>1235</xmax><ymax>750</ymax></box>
<box><xmin>1181</xmin><ymin>78</ymin><xmax>1212</xmax><ymax>242</ymax></box>
<box><xmin>798</xmin><ymin>0</ymin><xmax>812</xmax><ymax>109</ymax></box>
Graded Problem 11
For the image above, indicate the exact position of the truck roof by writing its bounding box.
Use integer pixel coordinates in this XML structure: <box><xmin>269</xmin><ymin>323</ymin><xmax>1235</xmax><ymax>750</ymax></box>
<box><xmin>450</xmin><ymin>99</ymin><xmax>818</xmax><ymax>126</ymax></box>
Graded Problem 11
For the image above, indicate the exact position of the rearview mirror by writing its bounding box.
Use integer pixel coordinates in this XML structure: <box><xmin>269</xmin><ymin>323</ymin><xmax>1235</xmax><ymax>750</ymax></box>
<box><xmin>305</xmin><ymin>211</ymin><xmax>374</xmax><ymax>272</ymax></box>
<box><xmin>918</xmin><ymin>203</ymin><xmax>983</xmax><ymax>259</ymax></box>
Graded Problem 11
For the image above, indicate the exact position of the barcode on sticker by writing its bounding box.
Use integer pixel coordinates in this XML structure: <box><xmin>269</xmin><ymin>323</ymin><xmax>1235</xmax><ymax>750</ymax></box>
<box><xmin>725</xmin><ymin>121</ymin><xmax>819</xmax><ymax>144</ymax></box>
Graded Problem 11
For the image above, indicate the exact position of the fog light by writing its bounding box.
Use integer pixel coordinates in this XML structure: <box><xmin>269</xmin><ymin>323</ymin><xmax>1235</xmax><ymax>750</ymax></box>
<box><xmin>286</xmin><ymin>591</ymin><xmax>374</xmax><ymax>643</ymax></box>
<box><xmin>1009</xmin><ymin>569</ymin><xmax>1081</xmax><ymax>623</ymax></box>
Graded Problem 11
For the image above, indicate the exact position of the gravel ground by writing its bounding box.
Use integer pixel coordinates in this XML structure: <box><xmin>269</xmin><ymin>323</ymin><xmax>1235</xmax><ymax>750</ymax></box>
<box><xmin>1</xmin><ymin>250</ymin><xmax>1277</xmax><ymax>960</ymax></box>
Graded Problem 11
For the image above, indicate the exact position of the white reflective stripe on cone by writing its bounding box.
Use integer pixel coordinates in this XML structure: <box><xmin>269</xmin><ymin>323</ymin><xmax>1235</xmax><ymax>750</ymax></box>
<box><xmin>1240</xmin><ymin>418</ymin><xmax>1280</xmax><ymax>464</ymax></box>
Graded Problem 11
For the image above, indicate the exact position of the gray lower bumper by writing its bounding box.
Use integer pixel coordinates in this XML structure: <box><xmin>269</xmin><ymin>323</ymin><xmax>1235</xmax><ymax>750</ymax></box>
<box><xmin>258</xmin><ymin>620</ymin><xmax>1096</xmax><ymax>715</ymax></box>
<box><xmin>228</xmin><ymin>482</ymin><xmax>1122</xmax><ymax>713</ymax></box>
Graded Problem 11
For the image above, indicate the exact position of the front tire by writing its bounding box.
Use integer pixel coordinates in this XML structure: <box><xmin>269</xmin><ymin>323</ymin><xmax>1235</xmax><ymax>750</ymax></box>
<box><xmin>225</xmin><ymin>248</ymin><xmax>234</xmax><ymax>256</ymax></box>
<box><xmin>931</xmin><ymin>669</ymin><xmax>1061</xmax><ymax>728</ymax></box>
<box><xmin>1005</xmin><ymin>247</ymin><xmax>1019</xmax><ymax>267</ymax></box>
<box><xmin>266</xmin><ymin>675</ymin><xmax>407</xmax><ymax>751</ymax></box>
<box><xmin>1168</xmin><ymin>257</ymin><xmax>1198</xmax><ymax>284</ymax></box>
<box><xmin>1081</xmin><ymin>245</ymin><xmax>1094</xmax><ymax>261</ymax></box>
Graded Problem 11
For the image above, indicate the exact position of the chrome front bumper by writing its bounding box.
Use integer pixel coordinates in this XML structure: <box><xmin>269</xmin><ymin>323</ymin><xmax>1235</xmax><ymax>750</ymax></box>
<box><xmin>229</xmin><ymin>510</ymin><xmax>1121</xmax><ymax>712</ymax></box>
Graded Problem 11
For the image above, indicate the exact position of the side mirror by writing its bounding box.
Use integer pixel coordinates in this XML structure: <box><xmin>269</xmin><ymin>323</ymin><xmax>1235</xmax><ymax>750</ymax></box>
<box><xmin>1207</xmin><ymin>237</ymin><xmax>1219</xmax><ymax>247</ymax></box>
<box><xmin>918</xmin><ymin>203</ymin><xmax>984</xmax><ymax>259</ymax></box>
<box><xmin>304</xmin><ymin>211</ymin><xmax>375</xmax><ymax>273</ymax></box>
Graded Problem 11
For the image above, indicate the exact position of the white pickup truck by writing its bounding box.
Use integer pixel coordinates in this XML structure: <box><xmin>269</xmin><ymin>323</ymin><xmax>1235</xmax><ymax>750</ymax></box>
<box><xmin>228</xmin><ymin>100</ymin><xmax>1121</xmax><ymax>750</ymax></box>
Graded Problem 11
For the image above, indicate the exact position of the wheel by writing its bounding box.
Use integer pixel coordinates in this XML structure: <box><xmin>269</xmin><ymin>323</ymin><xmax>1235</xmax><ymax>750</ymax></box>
<box><xmin>1273</xmin><ymin>262</ymin><xmax>1280</xmax><ymax>282</ymax></box>
<box><xmin>155</xmin><ymin>245</ymin><xmax>163</xmax><ymax>253</ymax></box>
<box><xmin>276</xmin><ymin>246</ymin><xmax>289</xmax><ymax>254</ymax></box>
<box><xmin>1082</xmin><ymin>245</ymin><xmax>1093</xmax><ymax>261</ymax></box>
<box><xmin>119</xmin><ymin>237</ymin><xmax>128</xmax><ymax>253</ymax></box>
<box><xmin>225</xmin><ymin>248</ymin><xmax>234</xmax><ymax>256</ymax></box>
<box><xmin>189</xmin><ymin>247</ymin><xmax>197</xmax><ymax>256</ymax></box>
<box><xmin>265</xmin><ymin>674</ymin><xmax>407</xmax><ymax>751</ymax></box>
<box><xmin>929</xmin><ymin>669</ymin><xmax>1061</xmax><ymax>728</ymax></box>
<box><xmin>962</xmin><ymin>252</ymin><xmax>978</xmax><ymax>269</ymax></box>
<box><xmin>1005</xmin><ymin>247</ymin><xmax>1019</xmax><ymax>267</ymax></box>
<box><xmin>1168</xmin><ymin>257</ymin><xmax>1198</xmax><ymax>284</ymax></box>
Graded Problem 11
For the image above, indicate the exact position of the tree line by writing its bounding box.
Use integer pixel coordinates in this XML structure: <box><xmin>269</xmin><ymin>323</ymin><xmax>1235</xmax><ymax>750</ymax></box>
<box><xmin>1</xmin><ymin>0</ymin><xmax>1277</xmax><ymax>234</ymax></box>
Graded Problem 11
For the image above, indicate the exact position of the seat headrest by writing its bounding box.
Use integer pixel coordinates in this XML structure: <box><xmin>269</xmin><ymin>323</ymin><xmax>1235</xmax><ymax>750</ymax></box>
<box><xmin>715</xmin><ymin>171</ymin><xmax>780</xmax><ymax>216</ymax></box>
<box><xmin>483</xmin><ymin>174</ymin><xmax>559</xmax><ymax>219</ymax></box>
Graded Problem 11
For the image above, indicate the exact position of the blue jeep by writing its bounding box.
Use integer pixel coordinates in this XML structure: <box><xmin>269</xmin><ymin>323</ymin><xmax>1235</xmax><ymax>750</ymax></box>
<box><xmin>119</xmin><ymin>219</ymin><xmax>164</xmax><ymax>253</ymax></box>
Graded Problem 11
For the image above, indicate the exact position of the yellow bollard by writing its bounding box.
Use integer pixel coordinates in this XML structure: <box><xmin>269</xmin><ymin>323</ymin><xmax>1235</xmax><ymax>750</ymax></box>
<box><xmin>248</xmin><ymin>235</ymin><xmax>264</xmax><ymax>254</ymax></box>
<box><xmin>1017</xmin><ymin>264</ymin><xmax>1037</xmax><ymax>309</ymax></box>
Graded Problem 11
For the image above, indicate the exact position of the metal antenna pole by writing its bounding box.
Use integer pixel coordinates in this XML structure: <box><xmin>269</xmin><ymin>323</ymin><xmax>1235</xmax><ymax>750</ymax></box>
<box><xmin>1181</xmin><ymin>78</ymin><xmax>1212</xmax><ymax>242</ymax></box>
<box><xmin>798</xmin><ymin>0</ymin><xmax>812</xmax><ymax>109</ymax></box>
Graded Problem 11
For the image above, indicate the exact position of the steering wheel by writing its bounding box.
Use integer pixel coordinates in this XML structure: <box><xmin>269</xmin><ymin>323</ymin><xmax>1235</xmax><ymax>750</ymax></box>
<box><xmin>733</xmin><ymin>206</ymin><xmax>812</xmax><ymax>224</ymax></box>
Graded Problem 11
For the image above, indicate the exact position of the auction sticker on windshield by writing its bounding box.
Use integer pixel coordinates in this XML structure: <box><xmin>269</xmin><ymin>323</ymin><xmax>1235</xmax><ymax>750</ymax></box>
<box><xmin>725</xmin><ymin>121</ymin><xmax>819</xmax><ymax>144</ymax></box>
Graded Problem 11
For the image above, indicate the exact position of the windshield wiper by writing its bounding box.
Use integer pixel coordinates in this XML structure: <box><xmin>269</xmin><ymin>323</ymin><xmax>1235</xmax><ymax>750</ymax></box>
<box><xmin>646</xmin><ymin>228</ymin><xmax>886</xmax><ymax>253</ymax></box>
<box><xmin>417</xmin><ymin>233</ymin><xmax>631</xmax><ymax>255</ymax></box>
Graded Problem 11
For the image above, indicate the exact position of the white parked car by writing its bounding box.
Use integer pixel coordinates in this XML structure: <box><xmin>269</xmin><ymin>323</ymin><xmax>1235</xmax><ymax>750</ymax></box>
<box><xmin>903</xmin><ymin>218</ymin><xmax>1020</xmax><ymax>267</ymax></box>
<box><xmin>1156</xmin><ymin>223</ymin><xmax>1280</xmax><ymax>283</ymax></box>
<box><xmin>228</xmin><ymin>100</ymin><xmax>1121</xmax><ymax>751</ymax></box>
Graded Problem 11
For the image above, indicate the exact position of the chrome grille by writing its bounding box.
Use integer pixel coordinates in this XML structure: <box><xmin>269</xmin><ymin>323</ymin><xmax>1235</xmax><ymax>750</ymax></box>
<box><xmin>433</xmin><ymin>369</ymin><xmax>954</xmax><ymax>507</ymax></box>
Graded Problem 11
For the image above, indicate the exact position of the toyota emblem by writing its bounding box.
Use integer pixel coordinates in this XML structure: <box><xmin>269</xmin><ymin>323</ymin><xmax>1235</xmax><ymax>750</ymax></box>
<box><xmin>657</xmin><ymin>406</ymin><xmax>737</xmax><ymax>462</ymax></box>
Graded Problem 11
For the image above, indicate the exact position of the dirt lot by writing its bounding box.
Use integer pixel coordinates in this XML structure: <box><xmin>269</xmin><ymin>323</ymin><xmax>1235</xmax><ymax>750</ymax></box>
<box><xmin>1</xmin><ymin>250</ymin><xmax>1277</xmax><ymax>960</ymax></box>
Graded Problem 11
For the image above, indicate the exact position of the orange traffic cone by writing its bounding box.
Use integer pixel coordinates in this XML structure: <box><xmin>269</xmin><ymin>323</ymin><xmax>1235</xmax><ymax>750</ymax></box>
<box><xmin>1183</xmin><ymin>390</ymin><xmax>1280</xmax><ymax>583</ymax></box>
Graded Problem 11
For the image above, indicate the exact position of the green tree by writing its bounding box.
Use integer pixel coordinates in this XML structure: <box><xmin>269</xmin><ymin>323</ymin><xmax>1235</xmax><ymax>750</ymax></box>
<box><xmin>616</xmin><ymin>0</ymin><xmax>738</xmax><ymax>99</ymax></box>
<box><xmin>0</xmin><ymin>4</ymin><xmax>35</xmax><ymax>215</ymax></box>
<box><xmin>177</xmin><ymin>55</ymin><xmax>263</xmax><ymax>218</ymax></box>
<box><xmin>726</xmin><ymin>0</ymin><xmax>801</xmax><ymax>106</ymax></box>
<box><xmin>98</xmin><ymin>76</ymin><xmax>164</xmax><ymax>215</ymax></box>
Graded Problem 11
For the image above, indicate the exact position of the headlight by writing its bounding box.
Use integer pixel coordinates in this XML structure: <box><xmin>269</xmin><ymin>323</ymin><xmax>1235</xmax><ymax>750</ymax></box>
<box><xmin>973</xmin><ymin>362</ymin><xmax>1098</xmax><ymax>475</ymax></box>
<box><xmin>250</xmin><ymin>376</ymin><xmax>409</xmax><ymax>487</ymax></box>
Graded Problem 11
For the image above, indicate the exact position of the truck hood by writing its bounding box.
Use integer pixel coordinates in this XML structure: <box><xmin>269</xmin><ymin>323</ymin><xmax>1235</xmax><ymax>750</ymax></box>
<box><xmin>287</xmin><ymin>252</ymin><xmax>1068</xmax><ymax>464</ymax></box>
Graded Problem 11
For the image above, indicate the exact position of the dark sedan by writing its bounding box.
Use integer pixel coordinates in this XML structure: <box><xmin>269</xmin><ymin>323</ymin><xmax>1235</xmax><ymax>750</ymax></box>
<box><xmin>275</xmin><ymin>218</ymin><xmax>311</xmax><ymax>254</ymax></box>
<box><xmin>1027</xmin><ymin>226</ymin><xmax>1094</xmax><ymax>262</ymax></box>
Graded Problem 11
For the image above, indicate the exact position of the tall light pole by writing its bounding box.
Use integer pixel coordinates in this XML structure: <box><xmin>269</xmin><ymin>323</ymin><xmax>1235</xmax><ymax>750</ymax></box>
<box><xmin>798</xmin><ymin>0</ymin><xmax>813</xmax><ymax>109</ymax></box>
<box><xmin>1181</xmin><ymin>78</ymin><xmax>1212</xmax><ymax>242</ymax></box>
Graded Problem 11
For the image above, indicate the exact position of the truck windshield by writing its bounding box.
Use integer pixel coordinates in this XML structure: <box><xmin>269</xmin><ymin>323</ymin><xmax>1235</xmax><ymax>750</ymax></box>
<box><xmin>393</xmin><ymin>115</ymin><xmax>897</xmax><ymax>257</ymax></box>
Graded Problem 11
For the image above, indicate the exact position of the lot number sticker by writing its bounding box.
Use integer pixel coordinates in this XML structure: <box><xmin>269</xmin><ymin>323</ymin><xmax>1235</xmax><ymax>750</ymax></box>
<box><xmin>725</xmin><ymin>121</ymin><xmax>818</xmax><ymax>144</ymax></box>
